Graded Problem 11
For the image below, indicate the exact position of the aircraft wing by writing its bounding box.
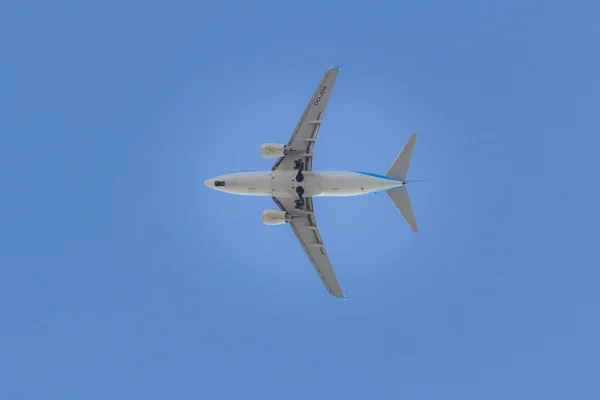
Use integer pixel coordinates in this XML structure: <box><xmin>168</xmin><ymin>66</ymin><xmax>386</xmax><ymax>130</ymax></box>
<box><xmin>272</xmin><ymin>66</ymin><xmax>341</xmax><ymax>172</ymax></box>
<box><xmin>272</xmin><ymin>196</ymin><xmax>344</xmax><ymax>298</ymax></box>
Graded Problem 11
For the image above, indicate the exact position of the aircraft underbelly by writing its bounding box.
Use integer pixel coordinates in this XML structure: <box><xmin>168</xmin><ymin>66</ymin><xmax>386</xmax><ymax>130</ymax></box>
<box><xmin>226</xmin><ymin>172</ymin><xmax>272</xmax><ymax>196</ymax></box>
<box><xmin>313</xmin><ymin>172</ymin><xmax>386</xmax><ymax>196</ymax></box>
<box><xmin>269</xmin><ymin>171</ymin><xmax>401</xmax><ymax>197</ymax></box>
<box><xmin>270</xmin><ymin>171</ymin><xmax>321</xmax><ymax>198</ymax></box>
<box><xmin>223</xmin><ymin>171</ymin><xmax>402</xmax><ymax>197</ymax></box>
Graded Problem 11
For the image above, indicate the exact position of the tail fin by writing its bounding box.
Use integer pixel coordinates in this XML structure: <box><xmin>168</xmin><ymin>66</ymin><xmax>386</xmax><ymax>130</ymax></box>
<box><xmin>387</xmin><ymin>187</ymin><xmax>418</xmax><ymax>232</ymax></box>
<box><xmin>386</xmin><ymin>133</ymin><xmax>417</xmax><ymax>180</ymax></box>
<box><xmin>386</xmin><ymin>133</ymin><xmax>418</xmax><ymax>232</ymax></box>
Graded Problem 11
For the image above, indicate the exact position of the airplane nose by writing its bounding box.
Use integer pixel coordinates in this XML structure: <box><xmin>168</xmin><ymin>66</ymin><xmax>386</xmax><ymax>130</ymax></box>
<box><xmin>204</xmin><ymin>177</ymin><xmax>227</xmax><ymax>189</ymax></box>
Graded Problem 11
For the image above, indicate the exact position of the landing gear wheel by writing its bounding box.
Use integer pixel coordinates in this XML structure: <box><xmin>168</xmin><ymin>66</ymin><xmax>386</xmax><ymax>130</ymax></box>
<box><xmin>294</xmin><ymin>198</ymin><xmax>305</xmax><ymax>209</ymax></box>
<box><xmin>295</xmin><ymin>186</ymin><xmax>305</xmax><ymax>210</ymax></box>
<box><xmin>294</xmin><ymin>159</ymin><xmax>305</xmax><ymax>182</ymax></box>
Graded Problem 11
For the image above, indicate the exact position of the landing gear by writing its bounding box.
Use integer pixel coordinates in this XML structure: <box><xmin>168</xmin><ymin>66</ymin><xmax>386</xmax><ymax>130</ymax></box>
<box><xmin>294</xmin><ymin>159</ymin><xmax>305</xmax><ymax>182</ymax></box>
<box><xmin>293</xmin><ymin>159</ymin><xmax>306</xmax><ymax>209</ymax></box>
<box><xmin>295</xmin><ymin>186</ymin><xmax>305</xmax><ymax>210</ymax></box>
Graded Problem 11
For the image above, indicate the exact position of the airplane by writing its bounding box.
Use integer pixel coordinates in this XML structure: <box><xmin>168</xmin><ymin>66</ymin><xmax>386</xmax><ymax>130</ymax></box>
<box><xmin>204</xmin><ymin>66</ymin><xmax>420</xmax><ymax>299</ymax></box>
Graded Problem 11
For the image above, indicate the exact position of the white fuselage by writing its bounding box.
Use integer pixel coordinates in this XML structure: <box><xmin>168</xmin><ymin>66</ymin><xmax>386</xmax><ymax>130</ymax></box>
<box><xmin>204</xmin><ymin>171</ymin><xmax>406</xmax><ymax>198</ymax></box>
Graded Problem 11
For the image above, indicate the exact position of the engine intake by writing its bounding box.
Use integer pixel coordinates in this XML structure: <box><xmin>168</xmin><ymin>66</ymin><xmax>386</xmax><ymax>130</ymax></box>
<box><xmin>260</xmin><ymin>143</ymin><xmax>289</xmax><ymax>158</ymax></box>
<box><xmin>262</xmin><ymin>210</ymin><xmax>292</xmax><ymax>225</ymax></box>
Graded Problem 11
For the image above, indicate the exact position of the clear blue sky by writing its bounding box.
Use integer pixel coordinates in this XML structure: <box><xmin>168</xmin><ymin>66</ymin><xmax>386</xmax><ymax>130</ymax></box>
<box><xmin>1</xmin><ymin>1</ymin><xmax>599</xmax><ymax>399</ymax></box>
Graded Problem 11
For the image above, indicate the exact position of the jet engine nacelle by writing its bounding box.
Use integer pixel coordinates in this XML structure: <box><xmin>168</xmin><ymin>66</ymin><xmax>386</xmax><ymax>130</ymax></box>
<box><xmin>262</xmin><ymin>210</ymin><xmax>292</xmax><ymax>225</ymax></box>
<box><xmin>260</xmin><ymin>143</ymin><xmax>289</xmax><ymax>158</ymax></box>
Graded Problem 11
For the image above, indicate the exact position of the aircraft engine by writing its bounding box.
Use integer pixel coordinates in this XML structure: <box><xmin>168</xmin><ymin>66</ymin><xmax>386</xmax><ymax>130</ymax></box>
<box><xmin>262</xmin><ymin>210</ymin><xmax>292</xmax><ymax>225</ymax></box>
<box><xmin>260</xmin><ymin>143</ymin><xmax>289</xmax><ymax>158</ymax></box>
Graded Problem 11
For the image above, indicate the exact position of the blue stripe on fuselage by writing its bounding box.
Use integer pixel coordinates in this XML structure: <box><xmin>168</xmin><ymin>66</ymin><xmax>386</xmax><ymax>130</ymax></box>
<box><xmin>351</xmin><ymin>171</ymin><xmax>403</xmax><ymax>182</ymax></box>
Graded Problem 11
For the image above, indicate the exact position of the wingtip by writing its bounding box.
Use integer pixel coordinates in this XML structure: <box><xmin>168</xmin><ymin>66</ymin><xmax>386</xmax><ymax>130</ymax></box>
<box><xmin>330</xmin><ymin>64</ymin><xmax>343</xmax><ymax>71</ymax></box>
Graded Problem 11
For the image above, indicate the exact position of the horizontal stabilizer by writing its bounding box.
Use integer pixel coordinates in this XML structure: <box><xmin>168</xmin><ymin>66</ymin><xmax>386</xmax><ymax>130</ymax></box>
<box><xmin>387</xmin><ymin>186</ymin><xmax>418</xmax><ymax>232</ymax></box>
<box><xmin>386</xmin><ymin>133</ymin><xmax>417</xmax><ymax>181</ymax></box>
